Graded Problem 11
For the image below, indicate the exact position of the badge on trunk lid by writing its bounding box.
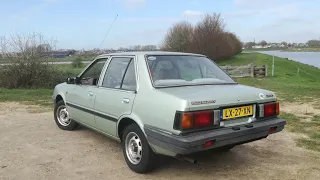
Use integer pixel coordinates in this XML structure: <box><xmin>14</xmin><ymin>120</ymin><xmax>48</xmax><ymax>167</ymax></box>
<box><xmin>191</xmin><ymin>100</ymin><xmax>216</xmax><ymax>105</ymax></box>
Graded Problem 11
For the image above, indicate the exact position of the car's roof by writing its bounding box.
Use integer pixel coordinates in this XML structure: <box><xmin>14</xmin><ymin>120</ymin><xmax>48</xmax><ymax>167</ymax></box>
<box><xmin>96</xmin><ymin>51</ymin><xmax>205</xmax><ymax>58</ymax></box>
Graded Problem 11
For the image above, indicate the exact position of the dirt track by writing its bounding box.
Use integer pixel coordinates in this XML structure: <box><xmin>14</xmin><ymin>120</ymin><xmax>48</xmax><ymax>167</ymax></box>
<box><xmin>0</xmin><ymin>102</ymin><xmax>319</xmax><ymax>180</ymax></box>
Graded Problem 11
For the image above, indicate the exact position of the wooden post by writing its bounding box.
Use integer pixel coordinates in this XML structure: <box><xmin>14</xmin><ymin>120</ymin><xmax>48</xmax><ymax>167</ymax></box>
<box><xmin>250</xmin><ymin>63</ymin><xmax>254</xmax><ymax>77</ymax></box>
<box><xmin>265</xmin><ymin>64</ymin><xmax>268</xmax><ymax>77</ymax></box>
<box><xmin>272</xmin><ymin>54</ymin><xmax>275</xmax><ymax>76</ymax></box>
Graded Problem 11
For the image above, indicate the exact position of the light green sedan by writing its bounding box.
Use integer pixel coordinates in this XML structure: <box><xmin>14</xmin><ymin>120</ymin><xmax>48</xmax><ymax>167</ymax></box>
<box><xmin>52</xmin><ymin>51</ymin><xmax>286</xmax><ymax>173</ymax></box>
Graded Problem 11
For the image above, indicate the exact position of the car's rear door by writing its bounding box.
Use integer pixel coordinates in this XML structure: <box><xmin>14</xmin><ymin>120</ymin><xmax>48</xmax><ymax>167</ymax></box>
<box><xmin>66</xmin><ymin>58</ymin><xmax>108</xmax><ymax>128</ymax></box>
<box><xmin>93</xmin><ymin>56</ymin><xmax>137</xmax><ymax>137</ymax></box>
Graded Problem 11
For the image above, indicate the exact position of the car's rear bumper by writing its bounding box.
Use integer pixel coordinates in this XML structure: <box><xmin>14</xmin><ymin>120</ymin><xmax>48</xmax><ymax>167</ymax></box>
<box><xmin>144</xmin><ymin>118</ymin><xmax>286</xmax><ymax>155</ymax></box>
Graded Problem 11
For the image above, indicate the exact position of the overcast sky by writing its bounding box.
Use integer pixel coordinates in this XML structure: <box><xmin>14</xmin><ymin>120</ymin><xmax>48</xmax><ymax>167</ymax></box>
<box><xmin>1</xmin><ymin>0</ymin><xmax>319</xmax><ymax>49</ymax></box>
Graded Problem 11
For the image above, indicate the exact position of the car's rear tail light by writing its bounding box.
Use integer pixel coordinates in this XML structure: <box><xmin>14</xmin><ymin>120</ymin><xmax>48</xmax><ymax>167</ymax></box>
<box><xmin>181</xmin><ymin>113</ymin><xmax>193</xmax><ymax>129</ymax></box>
<box><xmin>194</xmin><ymin>111</ymin><xmax>213</xmax><ymax>128</ymax></box>
<box><xmin>258</xmin><ymin>102</ymin><xmax>280</xmax><ymax>118</ymax></box>
<box><xmin>174</xmin><ymin>110</ymin><xmax>221</xmax><ymax>130</ymax></box>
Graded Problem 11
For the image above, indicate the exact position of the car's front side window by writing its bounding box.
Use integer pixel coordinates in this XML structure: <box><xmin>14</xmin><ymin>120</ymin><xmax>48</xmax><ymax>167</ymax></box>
<box><xmin>79</xmin><ymin>58</ymin><xmax>108</xmax><ymax>86</ymax></box>
<box><xmin>102</xmin><ymin>57</ymin><xmax>136</xmax><ymax>90</ymax></box>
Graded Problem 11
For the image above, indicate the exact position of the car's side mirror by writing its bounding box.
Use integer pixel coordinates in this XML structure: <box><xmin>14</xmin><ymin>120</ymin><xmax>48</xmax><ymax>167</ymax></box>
<box><xmin>66</xmin><ymin>77</ymin><xmax>75</xmax><ymax>84</ymax></box>
<box><xmin>66</xmin><ymin>77</ymin><xmax>80</xmax><ymax>84</ymax></box>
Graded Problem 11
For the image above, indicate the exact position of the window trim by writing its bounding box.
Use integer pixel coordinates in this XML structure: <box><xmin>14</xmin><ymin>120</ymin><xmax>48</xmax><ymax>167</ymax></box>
<box><xmin>144</xmin><ymin>54</ymin><xmax>238</xmax><ymax>88</ymax></box>
<box><xmin>98</xmin><ymin>55</ymin><xmax>138</xmax><ymax>93</ymax></box>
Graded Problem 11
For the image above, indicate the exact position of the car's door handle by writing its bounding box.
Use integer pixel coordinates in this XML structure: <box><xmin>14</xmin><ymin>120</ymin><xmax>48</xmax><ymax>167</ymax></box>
<box><xmin>88</xmin><ymin>91</ymin><xmax>94</xmax><ymax>96</ymax></box>
<box><xmin>122</xmin><ymin>98</ymin><xmax>130</xmax><ymax>104</ymax></box>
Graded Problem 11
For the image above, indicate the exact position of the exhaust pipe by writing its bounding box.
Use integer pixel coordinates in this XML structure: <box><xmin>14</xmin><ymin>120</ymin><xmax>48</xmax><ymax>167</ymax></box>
<box><xmin>175</xmin><ymin>155</ymin><xmax>198</xmax><ymax>164</ymax></box>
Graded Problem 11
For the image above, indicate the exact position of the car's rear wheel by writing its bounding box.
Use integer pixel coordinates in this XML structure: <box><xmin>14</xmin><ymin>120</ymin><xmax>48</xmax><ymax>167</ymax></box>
<box><xmin>54</xmin><ymin>100</ymin><xmax>78</xmax><ymax>130</ymax></box>
<box><xmin>122</xmin><ymin>124</ymin><xmax>156</xmax><ymax>173</ymax></box>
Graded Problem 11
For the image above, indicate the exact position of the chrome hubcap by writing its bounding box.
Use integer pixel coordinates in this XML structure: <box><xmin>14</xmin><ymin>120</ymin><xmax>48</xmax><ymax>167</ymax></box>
<box><xmin>56</xmin><ymin>105</ymin><xmax>71</xmax><ymax>126</ymax></box>
<box><xmin>125</xmin><ymin>132</ymin><xmax>142</xmax><ymax>164</ymax></box>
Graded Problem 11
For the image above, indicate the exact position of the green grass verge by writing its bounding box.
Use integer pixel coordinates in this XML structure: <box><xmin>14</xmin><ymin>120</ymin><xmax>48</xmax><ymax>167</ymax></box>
<box><xmin>281</xmin><ymin>113</ymin><xmax>320</xmax><ymax>152</ymax></box>
<box><xmin>0</xmin><ymin>88</ymin><xmax>53</xmax><ymax>106</ymax></box>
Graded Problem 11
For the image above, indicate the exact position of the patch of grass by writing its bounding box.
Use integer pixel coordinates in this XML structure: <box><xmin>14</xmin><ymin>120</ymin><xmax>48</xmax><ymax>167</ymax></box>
<box><xmin>0</xmin><ymin>88</ymin><xmax>53</xmax><ymax>106</ymax></box>
<box><xmin>54</xmin><ymin>64</ymin><xmax>87</xmax><ymax>76</ymax></box>
<box><xmin>281</xmin><ymin>112</ymin><xmax>320</xmax><ymax>152</ymax></box>
<box><xmin>219</xmin><ymin>53</ymin><xmax>320</xmax><ymax>102</ymax></box>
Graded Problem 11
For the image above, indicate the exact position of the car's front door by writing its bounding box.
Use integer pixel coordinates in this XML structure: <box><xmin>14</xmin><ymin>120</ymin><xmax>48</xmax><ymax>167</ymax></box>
<box><xmin>93</xmin><ymin>56</ymin><xmax>137</xmax><ymax>137</ymax></box>
<box><xmin>66</xmin><ymin>58</ymin><xmax>108</xmax><ymax>128</ymax></box>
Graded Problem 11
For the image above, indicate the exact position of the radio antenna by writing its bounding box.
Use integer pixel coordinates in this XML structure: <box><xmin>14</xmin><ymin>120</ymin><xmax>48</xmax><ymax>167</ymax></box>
<box><xmin>99</xmin><ymin>14</ymin><xmax>118</xmax><ymax>49</ymax></box>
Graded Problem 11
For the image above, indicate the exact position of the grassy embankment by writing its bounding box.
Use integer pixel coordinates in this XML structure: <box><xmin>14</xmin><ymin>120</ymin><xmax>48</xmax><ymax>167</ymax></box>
<box><xmin>1</xmin><ymin>52</ymin><xmax>319</xmax><ymax>151</ymax></box>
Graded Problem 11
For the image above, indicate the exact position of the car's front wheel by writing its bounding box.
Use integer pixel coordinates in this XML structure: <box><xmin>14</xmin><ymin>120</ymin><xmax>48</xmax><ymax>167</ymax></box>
<box><xmin>122</xmin><ymin>124</ymin><xmax>156</xmax><ymax>173</ymax></box>
<box><xmin>54</xmin><ymin>100</ymin><xmax>78</xmax><ymax>130</ymax></box>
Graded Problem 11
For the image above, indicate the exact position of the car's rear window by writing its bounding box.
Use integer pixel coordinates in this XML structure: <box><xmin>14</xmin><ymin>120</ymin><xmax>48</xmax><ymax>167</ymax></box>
<box><xmin>146</xmin><ymin>55</ymin><xmax>236</xmax><ymax>87</ymax></box>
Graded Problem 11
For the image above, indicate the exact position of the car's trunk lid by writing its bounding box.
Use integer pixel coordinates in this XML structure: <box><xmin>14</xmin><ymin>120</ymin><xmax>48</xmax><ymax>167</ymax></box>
<box><xmin>157</xmin><ymin>84</ymin><xmax>276</xmax><ymax>126</ymax></box>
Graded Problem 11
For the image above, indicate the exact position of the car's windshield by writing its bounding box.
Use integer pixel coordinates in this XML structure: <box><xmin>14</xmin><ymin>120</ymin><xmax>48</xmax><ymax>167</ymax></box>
<box><xmin>146</xmin><ymin>55</ymin><xmax>236</xmax><ymax>87</ymax></box>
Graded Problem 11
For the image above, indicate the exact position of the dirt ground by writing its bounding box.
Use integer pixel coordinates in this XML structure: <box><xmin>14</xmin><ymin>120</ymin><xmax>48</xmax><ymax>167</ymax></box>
<box><xmin>0</xmin><ymin>102</ymin><xmax>319</xmax><ymax>180</ymax></box>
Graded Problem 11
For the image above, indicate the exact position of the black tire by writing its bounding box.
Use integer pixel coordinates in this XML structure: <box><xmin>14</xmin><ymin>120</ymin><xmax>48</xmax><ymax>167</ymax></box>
<box><xmin>122</xmin><ymin>123</ymin><xmax>157</xmax><ymax>173</ymax></box>
<box><xmin>54</xmin><ymin>100</ymin><xmax>78</xmax><ymax>131</ymax></box>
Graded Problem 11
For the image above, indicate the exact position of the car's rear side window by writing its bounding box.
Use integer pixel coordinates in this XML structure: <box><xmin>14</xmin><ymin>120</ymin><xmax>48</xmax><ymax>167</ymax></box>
<box><xmin>101</xmin><ymin>57</ymin><xmax>136</xmax><ymax>91</ymax></box>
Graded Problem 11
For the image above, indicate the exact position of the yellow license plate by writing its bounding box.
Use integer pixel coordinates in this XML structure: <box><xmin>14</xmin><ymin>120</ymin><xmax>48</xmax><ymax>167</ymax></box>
<box><xmin>222</xmin><ymin>105</ymin><xmax>253</xmax><ymax>120</ymax></box>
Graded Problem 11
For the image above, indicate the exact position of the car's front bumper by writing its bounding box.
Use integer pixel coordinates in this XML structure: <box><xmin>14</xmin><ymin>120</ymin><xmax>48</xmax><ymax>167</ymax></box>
<box><xmin>144</xmin><ymin>118</ymin><xmax>286</xmax><ymax>155</ymax></box>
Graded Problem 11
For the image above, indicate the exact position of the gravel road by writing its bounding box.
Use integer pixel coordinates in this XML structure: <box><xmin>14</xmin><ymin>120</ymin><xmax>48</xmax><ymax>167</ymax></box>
<box><xmin>0</xmin><ymin>102</ymin><xmax>319</xmax><ymax>180</ymax></box>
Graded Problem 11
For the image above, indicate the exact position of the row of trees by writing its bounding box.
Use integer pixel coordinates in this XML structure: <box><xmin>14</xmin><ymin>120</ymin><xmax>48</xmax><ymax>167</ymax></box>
<box><xmin>307</xmin><ymin>40</ymin><xmax>320</xmax><ymax>47</ymax></box>
<box><xmin>160</xmin><ymin>13</ymin><xmax>242</xmax><ymax>62</ymax></box>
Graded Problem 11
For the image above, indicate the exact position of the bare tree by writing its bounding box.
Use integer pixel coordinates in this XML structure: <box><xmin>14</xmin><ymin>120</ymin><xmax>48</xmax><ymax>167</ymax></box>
<box><xmin>259</xmin><ymin>40</ymin><xmax>267</xmax><ymax>46</ymax></box>
<box><xmin>191</xmin><ymin>13</ymin><xmax>241</xmax><ymax>61</ymax></box>
<box><xmin>161</xmin><ymin>13</ymin><xmax>242</xmax><ymax>61</ymax></box>
<box><xmin>0</xmin><ymin>32</ymin><xmax>67</xmax><ymax>88</ymax></box>
<box><xmin>161</xmin><ymin>21</ymin><xmax>194</xmax><ymax>52</ymax></box>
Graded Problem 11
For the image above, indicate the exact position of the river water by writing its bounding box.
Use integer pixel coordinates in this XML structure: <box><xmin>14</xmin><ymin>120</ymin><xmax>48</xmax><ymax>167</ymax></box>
<box><xmin>257</xmin><ymin>51</ymin><xmax>320</xmax><ymax>68</ymax></box>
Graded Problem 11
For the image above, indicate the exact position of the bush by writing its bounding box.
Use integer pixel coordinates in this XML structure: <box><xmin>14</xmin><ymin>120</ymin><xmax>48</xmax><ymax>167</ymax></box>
<box><xmin>72</xmin><ymin>57</ymin><xmax>83</xmax><ymax>68</ymax></box>
<box><xmin>161</xmin><ymin>21</ymin><xmax>194</xmax><ymax>52</ymax></box>
<box><xmin>0</xmin><ymin>32</ymin><xmax>71</xmax><ymax>88</ymax></box>
<box><xmin>161</xmin><ymin>13</ymin><xmax>243</xmax><ymax>62</ymax></box>
<box><xmin>0</xmin><ymin>64</ymin><xmax>72</xmax><ymax>88</ymax></box>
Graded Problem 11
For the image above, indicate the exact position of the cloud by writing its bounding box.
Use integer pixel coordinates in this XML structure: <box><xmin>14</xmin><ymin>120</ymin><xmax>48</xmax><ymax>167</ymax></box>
<box><xmin>115</xmin><ymin>0</ymin><xmax>146</xmax><ymax>9</ymax></box>
<box><xmin>233</xmin><ymin>0</ymin><xmax>280</xmax><ymax>9</ymax></box>
<box><xmin>182</xmin><ymin>10</ymin><xmax>204</xmax><ymax>18</ymax></box>
<box><xmin>122</xmin><ymin>17</ymin><xmax>178</xmax><ymax>23</ymax></box>
<box><xmin>98</xmin><ymin>17</ymin><xmax>178</xmax><ymax>24</ymax></box>
<box><xmin>226</xmin><ymin>1</ymin><xmax>305</xmax><ymax>20</ymax></box>
<box><xmin>11</xmin><ymin>15</ymin><xmax>29</xmax><ymax>23</ymax></box>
